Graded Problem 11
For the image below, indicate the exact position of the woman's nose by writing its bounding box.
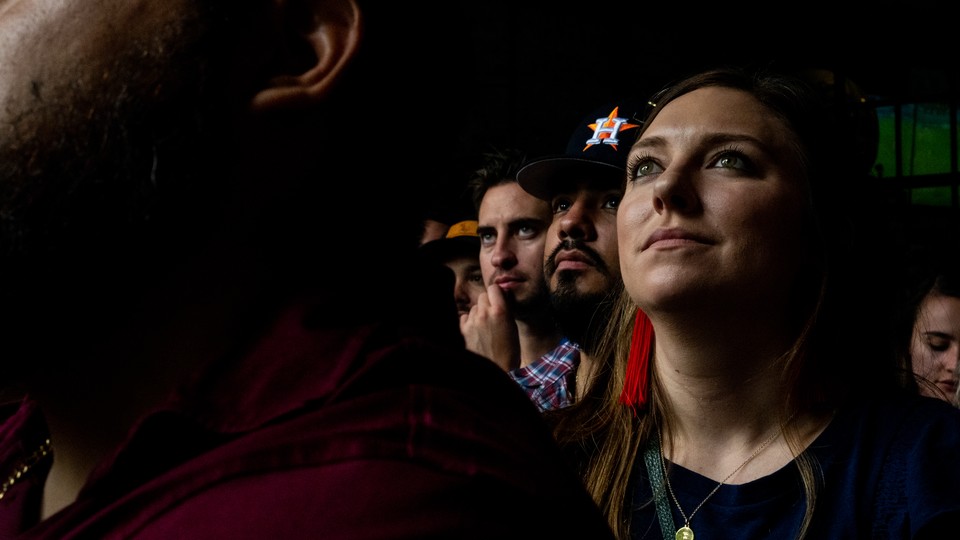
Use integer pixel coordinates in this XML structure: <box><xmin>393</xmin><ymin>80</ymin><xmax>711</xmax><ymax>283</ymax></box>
<box><xmin>652</xmin><ymin>170</ymin><xmax>700</xmax><ymax>215</ymax></box>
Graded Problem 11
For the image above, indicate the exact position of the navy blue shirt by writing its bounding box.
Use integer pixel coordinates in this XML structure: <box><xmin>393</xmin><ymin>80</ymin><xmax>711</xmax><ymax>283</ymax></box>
<box><xmin>629</xmin><ymin>394</ymin><xmax>960</xmax><ymax>539</ymax></box>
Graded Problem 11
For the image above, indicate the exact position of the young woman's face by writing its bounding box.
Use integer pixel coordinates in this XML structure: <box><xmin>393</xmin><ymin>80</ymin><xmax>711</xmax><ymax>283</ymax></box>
<box><xmin>911</xmin><ymin>292</ymin><xmax>960</xmax><ymax>403</ymax></box>
<box><xmin>618</xmin><ymin>86</ymin><xmax>810</xmax><ymax>318</ymax></box>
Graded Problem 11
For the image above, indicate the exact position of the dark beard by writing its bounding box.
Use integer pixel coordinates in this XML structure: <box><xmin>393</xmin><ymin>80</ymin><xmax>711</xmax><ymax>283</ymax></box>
<box><xmin>544</xmin><ymin>238</ymin><xmax>620</xmax><ymax>351</ymax></box>
<box><xmin>0</xmin><ymin>4</ymin><xmax>231</xmax><ymax>374</ymax></box>
<box><xmin>550</xmin><ymin>279</ymin><xmax>622</xmax><ymax>354</ymax></box>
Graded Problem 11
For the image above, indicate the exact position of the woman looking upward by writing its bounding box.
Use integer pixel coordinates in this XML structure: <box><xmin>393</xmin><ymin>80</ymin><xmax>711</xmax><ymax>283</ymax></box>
<box><xmin>551</xmin><ymin>66</ymin><xmax>960</xmax><ymax>539</ymax></box>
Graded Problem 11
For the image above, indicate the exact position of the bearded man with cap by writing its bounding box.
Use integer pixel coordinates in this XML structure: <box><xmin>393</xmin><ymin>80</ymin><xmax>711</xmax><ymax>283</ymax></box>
<box><xmin>514</xmin><ymin>101</ymin><xmax>642</xmax><ymax>408</ymax></box>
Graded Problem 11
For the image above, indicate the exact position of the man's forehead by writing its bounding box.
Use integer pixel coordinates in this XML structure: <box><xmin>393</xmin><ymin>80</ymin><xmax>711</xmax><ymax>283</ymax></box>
<box><xmin>478</xmin><ymin>189</ymin><xmax>550</xmax><ymax>222</ymax></box>
<box><xmin>478</xmin><ymin>216</ymin><xmax>548</xmax><ymax>231</ymax></box>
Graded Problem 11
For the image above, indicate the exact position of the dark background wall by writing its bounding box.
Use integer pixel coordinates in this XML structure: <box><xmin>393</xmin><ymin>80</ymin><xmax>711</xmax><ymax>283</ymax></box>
<box><xmin>449</xmin><ymin>1</ymin><xmax>955</xmax><ymax>160</ymax></box>
<box><xmin>420</xmin><ymin>2</ymin><xmax>958</xmax><ymax>246</ymax></box>
<box><xmin>416</xmin><ymin>1</ymin><xmax>959</xmax><ymax>288</ymax></box>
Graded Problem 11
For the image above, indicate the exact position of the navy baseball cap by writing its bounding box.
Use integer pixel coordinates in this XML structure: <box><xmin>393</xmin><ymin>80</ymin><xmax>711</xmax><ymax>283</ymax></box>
<box><xmin>517</xmin><ymin>101</ymin><xmax>643</xmax><ymax>200</ymax></box>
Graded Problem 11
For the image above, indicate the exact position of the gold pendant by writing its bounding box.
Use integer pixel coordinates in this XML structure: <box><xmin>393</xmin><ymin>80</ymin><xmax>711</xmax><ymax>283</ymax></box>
<box><xmin>676</xmin><ymin>525</ymin><xmax>694</xmax><ymax>540</ymax></box>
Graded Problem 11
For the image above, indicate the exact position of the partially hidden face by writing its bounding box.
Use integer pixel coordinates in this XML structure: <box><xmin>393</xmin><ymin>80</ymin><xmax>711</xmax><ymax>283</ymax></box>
<box><xmin>0</xmin><ymin>0</ymin><xmax>218</xmax><ymax>272</ymax></box>
<box><xmin>444</xmin><ymin>256</ymin><xmax>485</xmax><ymax>317</ymax></box>
<box><xmin>618</xmin><ymin>86</ymin><xmax>810</xmax><ymax>316</ymax></box>
<box><xmin>911</xmin><ymin>292</ymin><xmax>960</xmax><ymax>403</ymax></box>
<box><xmin>0</xmin><ymin>0</ymin><xmax>236</xmax><ymax>374</ymax></box>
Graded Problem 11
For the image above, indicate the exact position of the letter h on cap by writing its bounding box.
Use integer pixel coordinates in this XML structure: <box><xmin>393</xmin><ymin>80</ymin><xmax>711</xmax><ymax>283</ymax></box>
<box><xmin>584</xmin><ymin>107</ymin><xmax>633</xmax><ymax>149</ymax></box>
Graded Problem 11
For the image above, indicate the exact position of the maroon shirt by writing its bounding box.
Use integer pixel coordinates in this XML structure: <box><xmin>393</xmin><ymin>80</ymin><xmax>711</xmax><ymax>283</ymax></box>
<box><xmin>0</xmin><ymin>292</ymin><xmax>614</xmax><ymax>539</ymax></box>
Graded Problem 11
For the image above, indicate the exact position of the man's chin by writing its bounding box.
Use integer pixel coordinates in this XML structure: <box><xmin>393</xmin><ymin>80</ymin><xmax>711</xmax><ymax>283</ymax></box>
<box><xmin>553</xmin><ymin>274</ymin><xmax>613</xmax><ymax>298</ymax></box>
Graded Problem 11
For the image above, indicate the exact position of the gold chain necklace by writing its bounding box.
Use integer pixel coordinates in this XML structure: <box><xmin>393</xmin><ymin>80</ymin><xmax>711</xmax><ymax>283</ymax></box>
<box><xmin>0</xmin><ymin>438</ymin><xmax>53</xmax><ymax>501</ymax></box>
<box><xmin>660</xmin><ymin>416</ymin><xmax>793</xmax><ymax>540</ymax></box>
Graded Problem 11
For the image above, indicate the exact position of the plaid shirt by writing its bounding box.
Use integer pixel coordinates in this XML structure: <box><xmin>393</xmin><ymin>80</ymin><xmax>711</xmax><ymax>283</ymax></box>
<box><xmin>508</xmin><ymin>338</ymin><xmax>580</xmax><ymax>412</ymax></box>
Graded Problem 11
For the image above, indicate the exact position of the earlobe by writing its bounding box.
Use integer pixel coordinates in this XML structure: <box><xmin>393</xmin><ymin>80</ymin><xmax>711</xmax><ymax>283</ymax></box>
<box><xmin>250</xmin><ymin>0</ymin><xmax>361</xmax><ymax>112</ymax></box>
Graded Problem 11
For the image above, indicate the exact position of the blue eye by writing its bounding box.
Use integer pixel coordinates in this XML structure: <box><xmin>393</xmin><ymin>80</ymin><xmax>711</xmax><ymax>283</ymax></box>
<box><xmin>478</xmin><ymin>232</ymin><xmax>495</xmax><ymax>246</ymax></box>
<box><xmin>517</xmin><ymin>225</ymin><xmax>538</xmax><ymax>239</ymax></box>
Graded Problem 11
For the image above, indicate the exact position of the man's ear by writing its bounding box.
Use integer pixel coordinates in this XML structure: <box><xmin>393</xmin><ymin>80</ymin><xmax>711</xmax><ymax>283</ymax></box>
<box><xmin>250</xmin><ymin>0</ymin><xmax>361</xmax><ymax>112</ymax></box>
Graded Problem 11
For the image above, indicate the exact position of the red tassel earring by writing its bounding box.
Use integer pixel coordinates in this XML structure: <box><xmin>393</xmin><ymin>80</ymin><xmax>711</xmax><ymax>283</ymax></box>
<box><xmin>619</xmin><ymin>308</ymin><xmax>654</xmax><ymax>413</ymax></box>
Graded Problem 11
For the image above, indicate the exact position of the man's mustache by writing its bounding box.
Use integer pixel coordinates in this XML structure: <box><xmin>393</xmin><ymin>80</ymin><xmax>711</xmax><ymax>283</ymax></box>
<box><xmin>544</xmin><ymin>239</ymin><xmax>609</xmax><ymax>277</ymax></box>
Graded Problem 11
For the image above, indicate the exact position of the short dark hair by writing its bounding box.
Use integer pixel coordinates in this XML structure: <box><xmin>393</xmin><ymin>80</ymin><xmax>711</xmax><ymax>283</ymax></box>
<box><xmin>465</xmin><ymin>147</ymin><xmax>529</xmax><ymax>212</ymax></box>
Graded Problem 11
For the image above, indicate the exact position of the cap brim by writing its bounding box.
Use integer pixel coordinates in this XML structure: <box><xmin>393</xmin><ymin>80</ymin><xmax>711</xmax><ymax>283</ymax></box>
<box><xmin>517</xmin><ymin>157</ymin><xmax>625</xmax><ymax>200</ymax></box>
